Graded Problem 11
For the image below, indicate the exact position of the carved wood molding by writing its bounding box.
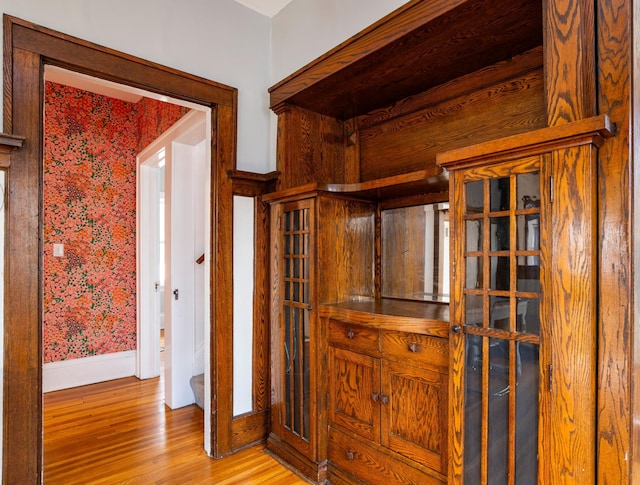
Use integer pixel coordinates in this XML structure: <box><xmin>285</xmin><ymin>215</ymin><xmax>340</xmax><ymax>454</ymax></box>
<box><xmin>0</xmin><ymin>133</ymin><xmax>25</xmax><ymax>167</ymax></box>
<box><xmin>437</xmin><ymin>114</ymin><xmax>614</xmax><ymax>171</ymax></box>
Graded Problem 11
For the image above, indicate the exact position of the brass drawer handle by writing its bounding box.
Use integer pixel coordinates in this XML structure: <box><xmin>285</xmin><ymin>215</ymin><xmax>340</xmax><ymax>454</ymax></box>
<box><xmin>408</xmin><ymin>343</ymin><xmax>421</xmax><ymax>353</ymax></box>
<box><xmin>346</xmin><ymin>451</ymin><xmax>355</xmax><ymax>461</ymax></box>
<box><xmin>347</xmin><ymin>329</ymin><xmax>355</xmax><ymax>339</ymax></box>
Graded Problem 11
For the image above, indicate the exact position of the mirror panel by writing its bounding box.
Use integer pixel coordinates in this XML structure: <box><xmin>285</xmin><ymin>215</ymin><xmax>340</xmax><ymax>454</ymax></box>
<box><xmin>381</xmin><ymin>202</ymin><xmax>450</xmax><ymax>302</ymax></box>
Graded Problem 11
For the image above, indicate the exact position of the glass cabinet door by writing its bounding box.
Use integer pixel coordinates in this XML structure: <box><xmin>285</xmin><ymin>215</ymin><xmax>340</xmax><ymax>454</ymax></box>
<box><xmin>455</xmin><ymin>157</ymin><xmax>543</xmax><ymax>485</ymax></box>
<box><xmin>274</xmin><ymin>197</ymin><xmax>315</xmax><ymax>457</ymax></box>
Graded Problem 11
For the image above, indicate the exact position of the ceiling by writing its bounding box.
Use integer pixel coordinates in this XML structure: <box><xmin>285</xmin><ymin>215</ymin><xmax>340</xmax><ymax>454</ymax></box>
<box><xmin>232</xmin><ymin>0</ymin><xmax>294</xmax><ymax>17</ymax></box>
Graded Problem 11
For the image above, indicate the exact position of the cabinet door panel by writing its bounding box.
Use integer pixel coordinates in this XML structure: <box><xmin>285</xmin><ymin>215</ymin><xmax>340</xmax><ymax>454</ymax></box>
<box><xmin>270</xmin><ymin>198</ymin><xmax>316</xmax><ymax>460</ymax></box>
<box><xmin>450</xmin><ymin>158</ymin><xmax>543</xmax><ymax>484</ymax></box>
<box><xmin>381</xmin><ymin>360</ymin><xmax>448</xmax><ymax>474</ymax></box>
<box><xmin>328</xmin><ymin>426</ymin><xmax>445</xmax><ymax>485</ymax></box>
<box><xmin>328</xmin><ymin>347</ymin><xmax>380</xmax><ymax>441</ymax></box>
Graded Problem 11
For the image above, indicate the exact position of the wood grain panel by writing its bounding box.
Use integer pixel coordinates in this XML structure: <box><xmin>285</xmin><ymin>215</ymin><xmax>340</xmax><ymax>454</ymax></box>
<box><xmin>11</xmin><ymin>20</ymin><xmax>235</xmax><ymax>107</ymax></box>
<box><xmin>595</xmin><ymin>0</ymin><xmax>633</xmax><ymax>482</ymax></box>
<box><xmin>328</xmin><ymin>426</ymin><xmax>445</xmax><ymax>485</ymax></box>
<box><xmin>381</xmin><ymin>204</ymin><xmax>426</xmax><ymax>297</ymax></box>
<box><xmin>252</xmin><ymin>195</ymin><xmax>270</xmax><ymax>414</ymax></box>
<box><xmin>275</xmin><ymin>105</ymin><xmax>345</xmax><ymax>191</ymax></box>
<box><xmin>448</xmin><ymin>169</ymin><xmax>469</xmax><ymax>484</ymax></box>
<box><xmin>359</xmin><ymin>70</ymin><xmax>546</xmax><ymax>181</ymax></box>
<box><xmin>357</xmin><ymin>46</ymin><xmax>543</xmax><ymax>130</ymax></box>
<box><xmin>544</xmin><ymin>0</ymin><xmax>596</xmax><ymax>125</ymax></box>
<box><xmin>329</xmin><ymin>347</ymin><xmax>380</xmax><ymax>441</ymax></box>
<box><xmin>381</xmin><ymin>331</ymin><xmax>449</xmax><ymax>368</ymax></box>
<box><xmin>328</xmin><ymin>319</ymin><xmax>380</xmax><ymax>356</ymax></box>
<box><xmin>270</xmin><ymin>0</ymin><xmax>541</xmax><ymax>120</ymax></box>
<box><xmin>232</xmin><ymin>411</ymin><xmax>269</xmax><ymax>449</ymax></box>
<box><xmin>212</xmin><ymin>101</ymin><xmax>237</xmax><ymax>457</ymax></box>
<box><xmin>316</xmin><ymin>196</ymin><xmax>376</xmax><ymax>304</ymax></box>
<box><xmin>381</xmin><ymin>360</ymin><xmax>448</xmax><ymax>473</ymax></box>
<box><xmin>3</xmin><ymin>46</ymin><xmax>43</xmax><ymax>485</ymax></box>
<box><xmin>548</xmin><ymin>144</ymin><xmax>597</xmax><ymax>484</ymax></box>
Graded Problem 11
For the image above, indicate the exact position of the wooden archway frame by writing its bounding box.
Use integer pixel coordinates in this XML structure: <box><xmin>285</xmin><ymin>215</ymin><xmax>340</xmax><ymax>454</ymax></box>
<box><xmin>3</xmin><ymin>15</ymin><xmax>237</xmax><ymax>482</ymax></box>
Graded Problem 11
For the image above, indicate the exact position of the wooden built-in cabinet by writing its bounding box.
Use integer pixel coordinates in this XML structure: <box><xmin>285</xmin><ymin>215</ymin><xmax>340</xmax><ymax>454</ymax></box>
<box><xmin>322</xmin><ymin>301</ymin><xmax>449</xmax><ymax>484</ymax></box>
<box><xmin>263</xmin><ymin>188</ymin><xmax>376</xmax><ymax>482</ymax></box>
<box><xmin>266</xmin><ymin>0</ymin><xmax>623</xmax><ymax>483</ymax></box>
<box><xmin>439</xmin><ymin>116</ymin><xmax>613</xmax><ymax>484</ymax></box>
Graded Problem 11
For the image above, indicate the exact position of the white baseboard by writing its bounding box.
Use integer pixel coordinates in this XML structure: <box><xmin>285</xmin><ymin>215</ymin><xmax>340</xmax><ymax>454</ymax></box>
<box><xmin>43</xmin><ymin>350</ymin><xmax>137</xmax><ymax>393</ymax></box>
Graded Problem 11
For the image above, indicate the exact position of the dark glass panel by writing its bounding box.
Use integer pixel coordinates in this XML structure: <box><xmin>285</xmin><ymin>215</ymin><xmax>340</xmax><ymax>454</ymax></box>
<box><xmin>465</xmin><ymin>294</ymin><xmax>484</xmax><ymax>326</ymax></box>
<box><xmin>490</xmin><ymin>256</ymin><xmax>510</xmax><ymax>291</ymax></box>
<box><xmin>487</xmin><ymin>338</ymin><xmax>510</xmax><ymax>485</ymax></box>
<box><xmin>517</xmin><ymin>173</ymin><xmax>540</xmax><ymax>210</ymax></box>
<box><xmin>293</xmin><ymin>209</ymin><xmax>300</xmax><ymax>230</ymax></box>
<box><xmin>490</xmin><ymin>217</ymin><xmax>510</xmax><ymax>251</ymax></box>
<box><xmin>489</xmin><ymin>296</ymin><xmax>510</xmax><ymax>331</ymax></box>
<box><xmin>466</xmin><ymin>257</ymin><xmax>483</xmax><ymax>290</ymax></box>
<box><xmin>464</xmin><ymin>334</ymin><xmax>483</xmax><ymax>484</ymax></box>
<box><xmin>284</xmin><ymin>306</ymin><xmax>291</xmax><ymax>428</ymax></box>
<box><xmin>284</xmin><ymin>234</ymin><xmax>291</xmax><ymax>256</ymax></box>
<box><xmin>465</xmin><ymin>181</ymin><xmax>484</xmax><ymax>214</ymax></box>
<box><xmin>292</xmin><ymin>307</ymin><xmax>300</xmax><ymax>434</ymax></box>
<box><xmin>284</xmin><ymin>211</ymin><xmax>291</xmax><ymax>231</ymax></box>
<box><xmin>515</xmin><ymin>342</ymin><xmax>539</xmax><ymax>485</ymax></box>
<box><xmin>490</xmin><ymin>178</ymin><xmax>510</xmax><ymax>212</ymax></box>
<box><xmin>466</xmin><ymin>219</ymin><xmax>483</xmax><ymax>252</ymax></box>
<box><xmin>515</xmin><ymin>297</ymin><xmax>540</xmax><ymax>335</ymax></box>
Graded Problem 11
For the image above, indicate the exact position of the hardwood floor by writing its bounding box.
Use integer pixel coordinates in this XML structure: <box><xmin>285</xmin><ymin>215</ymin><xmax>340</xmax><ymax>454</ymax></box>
<box><xmin>44</xmin><ymin>373</ymin><xmax>309</xmax><ymax>484</ymax></box>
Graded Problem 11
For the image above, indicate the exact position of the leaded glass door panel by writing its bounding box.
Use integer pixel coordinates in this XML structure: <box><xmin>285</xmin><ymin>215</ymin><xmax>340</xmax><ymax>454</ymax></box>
<box><xmin>451</xmin><ymin>156</ymin><xmax>544</xmax><ymax>485</ymax></box>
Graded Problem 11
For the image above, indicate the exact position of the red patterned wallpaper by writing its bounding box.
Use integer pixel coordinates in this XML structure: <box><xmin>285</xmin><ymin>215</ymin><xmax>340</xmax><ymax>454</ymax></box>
<box><xmin>43</xmin><ymin>81</ymin><xmax>189</xmax><ymax>363</ymax></box>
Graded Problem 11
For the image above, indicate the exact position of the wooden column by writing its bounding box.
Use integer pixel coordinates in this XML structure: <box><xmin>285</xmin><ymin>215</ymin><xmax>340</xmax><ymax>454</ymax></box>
<box><xmin>543</xmin><ymin>0</ymin><xmax>598</xmax><ymax>482</ymax></box>
<box><xmin>3</xmin><ymin>45</ymin><xmax>42</xmax><ymax>484</ymax></box>
<box><xmin>595</xmin><ymin>0</ymin><xmax>634</xmax><ymax>483</ymax></box>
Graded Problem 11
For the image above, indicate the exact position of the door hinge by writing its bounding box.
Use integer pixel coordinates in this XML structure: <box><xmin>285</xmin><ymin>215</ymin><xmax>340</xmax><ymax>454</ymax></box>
<box><xmin>548</xmin><ymin>364</ymin><xmax>553</xmax><ymax>392</ymax></box>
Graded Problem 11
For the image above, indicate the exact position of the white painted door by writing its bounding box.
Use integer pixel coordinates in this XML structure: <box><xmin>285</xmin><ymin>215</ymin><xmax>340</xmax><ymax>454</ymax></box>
<box><xmin>137</xmin><ymin>111</ymin><xmax>209</xmax><ymax>413</ymax></box>
<box><xmin>164</xmin><ymin>140</ymin><xmax>197</xmax><ymax>409</ymax></box>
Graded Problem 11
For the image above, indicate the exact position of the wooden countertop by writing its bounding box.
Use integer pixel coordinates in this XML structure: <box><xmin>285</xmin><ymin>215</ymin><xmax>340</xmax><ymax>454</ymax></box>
<box><xmin>319</xmin><ymin>298</ymin><xmax>450</xmax><ymax>338</ymax></box>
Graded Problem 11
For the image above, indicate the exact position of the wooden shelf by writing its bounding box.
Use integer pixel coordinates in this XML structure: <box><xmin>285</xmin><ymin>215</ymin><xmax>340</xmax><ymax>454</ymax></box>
<box><xmin>320</xmin><ymin>298</ymin><xmax>449</xmax><ymax>338</ymax></box>
<box><xmin>269</xmin><ymin>0</ymin><xmax>542</xmax><ymax>119</ymax></box>
<box><xmin>262</xmin><ymin>167</ymin><xmax>448</xmax><ymax>203</ymax></box>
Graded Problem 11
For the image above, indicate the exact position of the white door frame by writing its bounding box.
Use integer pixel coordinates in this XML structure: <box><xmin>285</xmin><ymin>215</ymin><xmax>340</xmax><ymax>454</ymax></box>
<box><xmin>136</xmin><ymin>109</ymin><xmax>211</xmax><ymax>418</ymax></box>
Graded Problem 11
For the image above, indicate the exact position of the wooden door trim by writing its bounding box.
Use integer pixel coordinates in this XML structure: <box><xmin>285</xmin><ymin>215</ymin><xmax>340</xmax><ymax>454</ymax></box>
<box><xmin>3</xmin><ymin>15</ymin><xmax>237</xmax><ymax>482</ymax></box>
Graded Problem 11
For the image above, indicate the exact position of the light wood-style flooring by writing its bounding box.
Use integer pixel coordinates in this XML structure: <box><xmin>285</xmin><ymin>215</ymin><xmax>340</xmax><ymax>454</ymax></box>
<box><xmin>44</xmin><ymin>372</ymin><xmax>309</xmax><ymax>484</ymax></box>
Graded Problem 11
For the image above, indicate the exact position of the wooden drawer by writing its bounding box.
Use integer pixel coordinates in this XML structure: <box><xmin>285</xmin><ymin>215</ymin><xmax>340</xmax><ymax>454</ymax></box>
<box><xmin>328</xmin><ymin>426</ymin><xmax>445</xmax><ymax>485</ymax></box>
<box><xmin>328</xmin><ymin>319</ymin><xmax>380</xmax><ymax>356</ymax></box>
<box><xmin>381</xmin><ymin>331</ymin><xmax>448</xmax><ymax>367</ymax></box>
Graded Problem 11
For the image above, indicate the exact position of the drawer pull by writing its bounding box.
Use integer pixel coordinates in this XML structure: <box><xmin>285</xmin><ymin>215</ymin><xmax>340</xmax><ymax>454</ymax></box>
<box><xmin>408</xmin><ymin>343</ymin><xmax>421</xmax><ymax>353</ymax></box>
<box><xmin>371</xmin><ymin>392</ymin><xmax>379</xmax><ymax>402</ymax></box>
<box><xmin>347</xmin><ymin>329</ymin><xmax>356</xmax><ymax>339</ymax></box>
<box><xmin>346</xmin><ymin>451</ymin><xmax>355</xmax><ymax>461</ymax></box>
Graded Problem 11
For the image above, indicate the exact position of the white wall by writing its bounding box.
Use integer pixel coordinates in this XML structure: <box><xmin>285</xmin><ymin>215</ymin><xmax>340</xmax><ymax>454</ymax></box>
<box><xmin>270</xmin><ymin>0</ymin><xmax>410</xmax><ymax>84</ymax></box>
<box><xmin>0</xmin><ymin>0</ymin><xmax>272</xmax><ymax>173</ymax></box>
<box><xmin>268</xmin><ymin>0</ymin><xmax>410</xmax><ymax>168</ymax></box>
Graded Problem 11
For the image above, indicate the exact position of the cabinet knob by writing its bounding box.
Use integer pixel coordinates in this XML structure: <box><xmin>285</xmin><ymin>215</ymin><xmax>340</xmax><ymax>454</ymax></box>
<box><xmin>346</xmin><ymin>451</ymin><xmax>355</xmax><ymax>461</ymax></box>
<box><xmin>347</xmin><ymin>329</ymin><xmax>355</xmax><ymax>339</ymax></box>
<box><xmin>380</xmin><ymin>394</ymin><xmax>389</xmax><ymax>405</ymax></box>
<box><xmin>371</xmin><ymin>392</ymin><xmax>379</xmax><ymax>402</ymax></box>
<box><xmin>307</xmin><ymin>304</ymin><xmax>313</xmax><ymax>311</ymax></box>
<box><xmin>408</xmin><ymin>343</ymin><xmax>420</xmax><ymax>353</ymax></box>
<box><xmin>452</xmin><ymin>325</ymin><xmax>462</xmax><ymax>333</ymax></box>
